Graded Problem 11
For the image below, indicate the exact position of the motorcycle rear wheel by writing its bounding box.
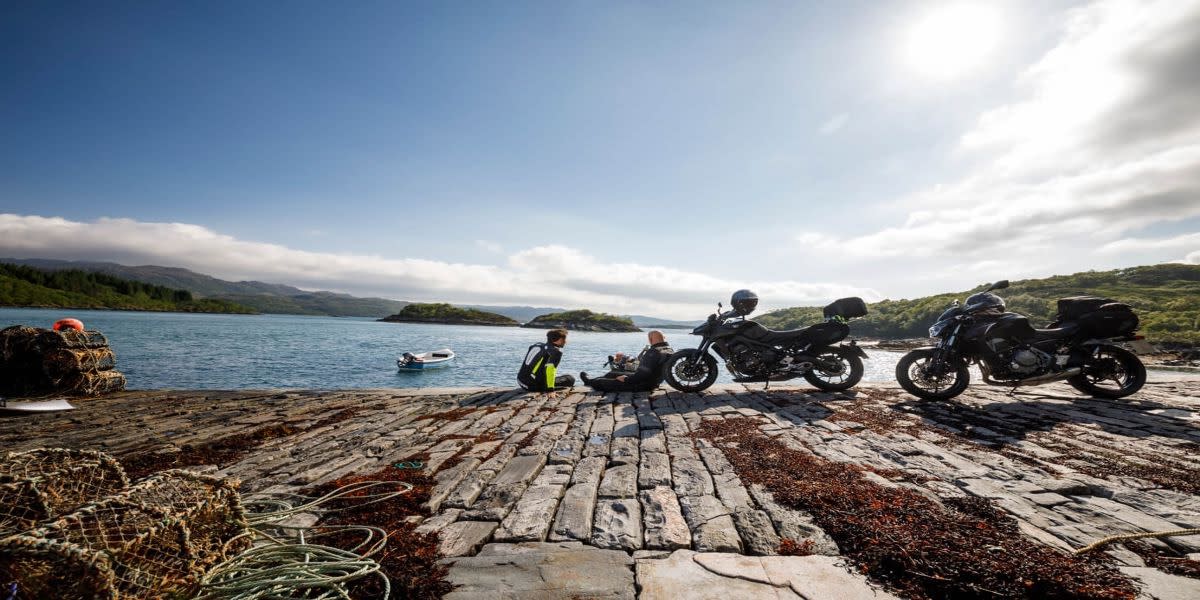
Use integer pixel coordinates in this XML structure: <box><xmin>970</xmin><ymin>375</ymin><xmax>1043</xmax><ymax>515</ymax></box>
<box><xmin>1068</xmin><ymin>345</ymin><xmax>1146</xmax><ymax>399</ymax></box>
<box><xmin>803</xmin><ymin>351</ymin><xmax>864</xmax><ymax>391</ymax></box>
<box><xmin>664</xmin><ymin>350</ymin><xmax>719</xmax><ymax>393</ymax></box>
<box><xmin>896</xmin><ymin>349</ymin><xmax>970</xmax><ymax>400</ymax></box>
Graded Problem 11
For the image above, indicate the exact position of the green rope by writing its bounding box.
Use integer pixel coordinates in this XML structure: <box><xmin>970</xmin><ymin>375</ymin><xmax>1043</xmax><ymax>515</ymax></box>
<box><xmin>193</xmin><ymin>480</ymin><xmax>413</xmax><ymax>599</ymax></box>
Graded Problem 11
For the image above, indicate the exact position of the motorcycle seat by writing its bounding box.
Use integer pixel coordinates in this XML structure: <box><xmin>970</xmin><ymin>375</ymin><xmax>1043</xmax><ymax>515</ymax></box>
<box><xmin>755</xmin><ymin>328</ymin><xmax>810</xmax><ymax>344</ymax></box>
<box><xmin>1033</xmin><ymin>322</ymin><xmax>1080</xmax><ymax>340</ymax></box>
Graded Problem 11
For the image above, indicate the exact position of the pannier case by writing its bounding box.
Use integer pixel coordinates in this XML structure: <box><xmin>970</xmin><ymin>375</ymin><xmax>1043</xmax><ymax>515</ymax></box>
<box><xmin>1078</xmin><ymin>303</ymin><xmax>1139</xmax><ymax>337</ymax></box>
<box><xmin>824</xmin><ymin>297</ymin><xmax>868</xmax><ymax>319</ymax></box>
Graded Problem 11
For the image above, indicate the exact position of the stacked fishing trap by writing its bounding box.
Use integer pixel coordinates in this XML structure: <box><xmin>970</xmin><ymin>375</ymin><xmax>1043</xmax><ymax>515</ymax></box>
<box><xmin>0</xmin><ymin>448</ymin><xmax>405</xmax><ymax>599</ymax></box>
<box><xmin>0</xmin><ymin>449</ymin><xmax>249</xmax><ymax>599</ymax></box>
<box><xmin>0</xmin><ymin>325</ymin><xmax>126</xmax><ymax>397</ymax></box>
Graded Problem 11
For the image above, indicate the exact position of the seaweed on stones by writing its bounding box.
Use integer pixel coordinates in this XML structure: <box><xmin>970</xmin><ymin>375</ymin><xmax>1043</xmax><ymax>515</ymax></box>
<box><xmin>692</xmin><ymin>417</ymin><xmax>1137</xmax><ymax>600</ymax></box>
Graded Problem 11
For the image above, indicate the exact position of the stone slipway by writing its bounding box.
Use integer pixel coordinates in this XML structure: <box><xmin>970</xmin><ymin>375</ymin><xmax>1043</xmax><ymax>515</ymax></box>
<box><xmin>2</xmin><ymin>379</ymin><xmax>1199</xmax><ymax>599</ymax></box>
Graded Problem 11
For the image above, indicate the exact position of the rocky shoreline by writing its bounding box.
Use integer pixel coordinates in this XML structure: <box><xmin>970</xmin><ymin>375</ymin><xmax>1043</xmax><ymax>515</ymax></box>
<box><xmin>379</xmin><ymin>316</ymin><xmax>520</xmax><ymax>327</ymax></box>
<box><xmin>3</xmin><ymin>380</ymin><xmax>1198</xmax><ymax>598</ymax></box>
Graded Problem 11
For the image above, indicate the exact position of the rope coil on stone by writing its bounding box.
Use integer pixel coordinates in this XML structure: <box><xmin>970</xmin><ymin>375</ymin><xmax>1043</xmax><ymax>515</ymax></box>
<box><xmin>1073</xmin><ymin>528</ymin><xmax>1200</xmax><ymax>555</ymax></box>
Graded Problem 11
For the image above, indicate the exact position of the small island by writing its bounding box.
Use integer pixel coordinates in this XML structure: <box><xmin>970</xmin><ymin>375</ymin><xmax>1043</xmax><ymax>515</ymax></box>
<box><xmin>522</xmin><ymin>309</ymin><xmax>641</xmax><ymax>332</ymax></box>
<box><xmin>379</xmin><ymin>303</ymin><xmax>519</xmax><ymax>326</ymax></box>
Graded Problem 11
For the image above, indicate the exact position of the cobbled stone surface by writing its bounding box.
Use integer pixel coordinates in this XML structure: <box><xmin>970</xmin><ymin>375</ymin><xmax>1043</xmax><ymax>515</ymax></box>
<box><xmin>9</xmin><ymin>379</ymin><xmax>1199</xmax><ymax>599</ymax></box>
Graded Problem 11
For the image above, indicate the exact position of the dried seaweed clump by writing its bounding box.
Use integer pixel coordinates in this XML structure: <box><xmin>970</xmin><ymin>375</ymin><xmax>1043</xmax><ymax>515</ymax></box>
<box><xmin>693</xmin><ymin>417</ymin><xmax>1137</xmax><ymax>600</ymax></box>
<box><xmin>304</xmin><ymin>460</ymin><xmax>451</xmax><ymax>599</ymax></box>
<box><xmin>778</xmin><ymin>538</ymin><xmax>815</xmax><ymax>556</ymax></box>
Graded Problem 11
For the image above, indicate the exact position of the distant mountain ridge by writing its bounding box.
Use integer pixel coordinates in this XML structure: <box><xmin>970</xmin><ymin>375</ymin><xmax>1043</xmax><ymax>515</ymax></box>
<box><xmin>2</xmin><ymin>258</ymin><xmax>408</xmax><ymax>317</ymax></box>
<box><xmin>0</xmin><ymin>259</ymin><xmax>690</xmax><ymax>325</ymax></box>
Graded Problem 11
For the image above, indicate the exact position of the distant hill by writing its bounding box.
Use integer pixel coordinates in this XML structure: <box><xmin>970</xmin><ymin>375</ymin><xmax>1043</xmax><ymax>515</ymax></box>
<box><xmin>459</xmin><ymin>305</ymin><xmax>567</xmax><ymax>323</ymax></box>
<box><xmin>2</xmin><ymin>258</ymin><xmax>408</xmax><ymax>317</ymax></box>
<box><xmin>623</xmin><ymin>315</ymin><xmax>703</xmax><ymax>329</ymax></box>
<box><xmin>0</xmin><ymin>263</ymin><xmax>255</xmax><ymax>314</ymax></box>
<box><xmin>756</xmin><ymin>263</ymin><xmax>1200</xmax><ymax>343</ymax></box>
<box><xmin>523</xmin><ymin>309</ymin><xmax>641</xmax><ymax>332</ymax></box>
<box><xmin>380</xmin><ymin>303</ymin><xmax>518</xmax><ymax>326</ymax></box>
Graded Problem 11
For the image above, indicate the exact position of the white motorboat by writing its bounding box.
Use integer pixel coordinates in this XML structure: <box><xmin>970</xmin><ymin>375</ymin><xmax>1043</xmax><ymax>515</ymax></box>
<box><xmin>397</xmin><ymin>348</ymin><xmax>455</xmax><ymax>371</ymax></box>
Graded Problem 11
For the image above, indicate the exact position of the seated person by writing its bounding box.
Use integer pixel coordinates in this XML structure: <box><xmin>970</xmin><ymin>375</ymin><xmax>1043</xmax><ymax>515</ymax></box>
<box><xmin>580</xmin><ymin>330</ymin><xmax>673</xmax><ymax>392</ymax></box>
<box><xmin>518</xmin><ymin>328</ymin><xmax>575</xmax><ymax>391</ymax></box>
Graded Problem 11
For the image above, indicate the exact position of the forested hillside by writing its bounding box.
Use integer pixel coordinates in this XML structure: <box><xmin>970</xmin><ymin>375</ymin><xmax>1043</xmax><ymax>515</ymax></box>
<box><xmin>0</xmin><ymin>263</ymin><xmax>255</xmax><ymax>313</ymax></box>
<box><xmin>757</xmin><ymin>264</ymin><xmax>1200</xmax><ymax>342</ymax></box>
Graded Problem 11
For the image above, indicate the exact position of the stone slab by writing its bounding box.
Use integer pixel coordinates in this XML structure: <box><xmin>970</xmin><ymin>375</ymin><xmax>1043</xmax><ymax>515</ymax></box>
<box><xmin>641</xmin><ymin>486</ymin><xmax>691</xmax><ymax>550</ymax></box>
<box><xmin>598</xmin><ymin>463</ymin><xmax>637</xmax><ymax>498</ymax></box>
<box><xmin>591</xmin><ymin>497</ymin><xmax>643</xmax><ymax>551</ymax></box>
<box><xmin>444</xmin><ymin>541</ymin><xmax>635</xmax><ymax>600</ymax></box>
<box><xmin>493</xmin><ymin>484</ymin><xmax>564</xmax><ymax>541</ymax></box>
<box><xmin>439</xmin><ymin>521</ymin><xmax>499</xmax><ymax>557</ymax></box>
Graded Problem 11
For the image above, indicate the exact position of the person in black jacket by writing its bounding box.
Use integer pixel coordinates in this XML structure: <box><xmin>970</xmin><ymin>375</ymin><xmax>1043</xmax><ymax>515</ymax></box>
<box><xmin>581</xmin><ymin>330</ymin><xmax>673</xmax><ymax>392</ymax></box>
<box><xmin>517</xmin><ymin>328</ymin><xmax>575</xmax><ymax>392</ymax></box>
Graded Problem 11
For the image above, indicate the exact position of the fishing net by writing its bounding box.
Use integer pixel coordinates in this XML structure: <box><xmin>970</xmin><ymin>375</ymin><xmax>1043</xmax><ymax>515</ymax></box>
<box><xmin>0</xmin><ymin>469</ymin><xmax>250</xmax><ymax>600</ymax></box>
<box><xmin>0</xmin><ymin>325</ymin><xmax>125</xmax><ymax>397</ymax></box>
<box><xmin>0</xmin><ymin>448</ymin><xmax>129</xmax><ymax>537</ymax></box>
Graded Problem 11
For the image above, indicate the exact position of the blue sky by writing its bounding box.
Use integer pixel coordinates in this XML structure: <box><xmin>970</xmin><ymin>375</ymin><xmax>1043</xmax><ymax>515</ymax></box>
<box><xmin>3</xmin><ymin>1</ymin><xmax>1199</xmax><ymax>318</ymax></box>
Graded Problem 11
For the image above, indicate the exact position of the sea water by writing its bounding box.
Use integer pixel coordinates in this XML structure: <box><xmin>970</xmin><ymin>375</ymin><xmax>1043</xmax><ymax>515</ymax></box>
<box><xmin>0</xmin><ymin>307</ymin><xmax>911</xmax><ymax>390</ymax></box>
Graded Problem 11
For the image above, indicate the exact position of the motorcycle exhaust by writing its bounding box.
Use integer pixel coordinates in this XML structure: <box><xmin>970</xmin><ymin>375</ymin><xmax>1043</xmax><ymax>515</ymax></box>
<box><xmin>980</xmin><ymin>366</ymin><xmax>1082</xmax><ymax>386</ymax></box>
<box><xmin>1012</xmin><ymin>368</ymin><xmax>1082</xmax><ymax>386</ymax></box>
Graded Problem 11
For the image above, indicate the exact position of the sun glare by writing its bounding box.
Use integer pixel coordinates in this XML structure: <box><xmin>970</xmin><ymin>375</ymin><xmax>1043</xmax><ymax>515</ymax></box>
<box><xmin>902</xmin><ymin>3</ymin><xmax>1002</xmax><ymax>80</ymax></box>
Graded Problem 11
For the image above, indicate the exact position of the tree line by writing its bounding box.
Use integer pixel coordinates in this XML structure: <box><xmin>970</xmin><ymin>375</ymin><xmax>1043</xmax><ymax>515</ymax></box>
<box><xmin>0</xmin><ymin>263</ymin><xmax>255</xmax><ymax>314</ymax></box>
<box><xmin>756</xmin><ymin>264</ymin><xmax>1200</xmax><ymax>343</ymax></box>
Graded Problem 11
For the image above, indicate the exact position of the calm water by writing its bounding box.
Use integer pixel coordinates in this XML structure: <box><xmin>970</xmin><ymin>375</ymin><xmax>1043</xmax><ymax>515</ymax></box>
<box><xmin>0</xmin><ymin>308</ymin><xmax>907</xmax><ymax>390</ymax></box>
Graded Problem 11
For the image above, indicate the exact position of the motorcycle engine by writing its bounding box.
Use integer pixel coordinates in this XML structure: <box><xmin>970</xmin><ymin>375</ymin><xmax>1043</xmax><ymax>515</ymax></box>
<box><xmin>1007</xmin><ymin>347</ymin><xmax>1051</xmax><ymax>375</ymax></box>
<box><xmin>730</xmin><ymin>344</ymin><xmax>775</xmax><ymax>375</ymax></box>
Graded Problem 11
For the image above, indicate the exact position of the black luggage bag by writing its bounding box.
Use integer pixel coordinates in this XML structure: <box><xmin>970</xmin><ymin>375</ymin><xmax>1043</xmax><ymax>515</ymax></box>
<box><xmin>824</xmin><ymin>297</ymin><xmax>868</xmax><ymax>319</ymax></box>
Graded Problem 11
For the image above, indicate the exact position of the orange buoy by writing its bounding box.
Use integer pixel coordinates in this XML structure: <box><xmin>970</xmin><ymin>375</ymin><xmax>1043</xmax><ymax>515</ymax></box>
<box><xmin>53</xmin><ymin>318</ymin><xmax>85</xmax><ymax>332</ymax></box>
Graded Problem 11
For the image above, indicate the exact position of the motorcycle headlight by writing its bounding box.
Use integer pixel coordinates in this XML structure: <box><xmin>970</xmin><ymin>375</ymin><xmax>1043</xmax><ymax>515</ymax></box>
<box><xmin>929</xmin><ymin>322</ymin><xmax>947</xmax><ymax>338</ymax></box>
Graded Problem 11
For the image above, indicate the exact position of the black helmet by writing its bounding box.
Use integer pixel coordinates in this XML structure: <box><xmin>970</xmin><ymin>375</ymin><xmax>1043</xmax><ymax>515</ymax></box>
<box><xmin>964</xmin><ymin>291</ymin><xmax>1005</xmax><ymax>314</ymax></box>
<box><xmin>731</xmin><ymin>289</ymin><xmax>759</xmax><ymax>316</ymax></box>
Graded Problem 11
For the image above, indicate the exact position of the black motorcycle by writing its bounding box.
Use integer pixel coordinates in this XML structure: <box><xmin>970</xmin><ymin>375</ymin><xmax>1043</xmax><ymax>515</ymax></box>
<box><xmin>896</xmin><ymin>280</ymin><xmax>1148</xmax><ymax>400</ymax></box>
<box><xmin>663</xmin><ymin>289</ymin><xmax>869</xmax><ymax>393</ymax></box>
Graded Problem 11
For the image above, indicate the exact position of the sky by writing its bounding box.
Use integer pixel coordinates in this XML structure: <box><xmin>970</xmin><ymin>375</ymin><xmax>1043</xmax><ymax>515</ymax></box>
<box><xmin>2</xmin><ymin>0</ymin><xmax>1198</xmax><ymax>319</ymax></box>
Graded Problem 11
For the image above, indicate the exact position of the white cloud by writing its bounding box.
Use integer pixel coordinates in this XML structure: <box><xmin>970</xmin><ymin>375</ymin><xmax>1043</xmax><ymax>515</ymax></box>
<box><xmin>791</xmin><ymin>0</ymin><xmax>1200</xmax><ymax>284</ymax></box>
<box><xmin>818</xmin><ymin>113</ymin><xmax>849</xmax><ymax>135</ymax></box>
<box><xmin>0</xmin><ymin>214</ymin><xmax>878</xmax><ymax>319</ymax></box>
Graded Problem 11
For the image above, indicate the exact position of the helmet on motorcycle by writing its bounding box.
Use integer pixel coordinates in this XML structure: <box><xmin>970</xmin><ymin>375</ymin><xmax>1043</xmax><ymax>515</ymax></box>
<box><xmin>964</xmin><ymin>291</ymin><xmax>1005</xmax><ymax>314</ymax></box>
<box><xmin>730</xmin><ymin>289</ymin><xmax>759</xmax><ymax>316</ymax></box>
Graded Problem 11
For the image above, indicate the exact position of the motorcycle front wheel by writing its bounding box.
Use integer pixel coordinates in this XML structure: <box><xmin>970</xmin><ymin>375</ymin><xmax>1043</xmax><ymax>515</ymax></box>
<box><xmin>896</xmin><ymin>349</ymin><xmax>970</xmax><ymax>400</ymax></box>
<box><xmin>1068</xmin><ymin>345</ymin><xmax>1146</xmax><ymax>399</ymax></box>
<box><xmin>664</xmin><ymin>349</ymin><xmax>719</xmax><ymax>393</ymax></box>
<box><xmin>803</xmin><ymin>351</ymin><xmax>864</xmax><ymax>391</ymax></box>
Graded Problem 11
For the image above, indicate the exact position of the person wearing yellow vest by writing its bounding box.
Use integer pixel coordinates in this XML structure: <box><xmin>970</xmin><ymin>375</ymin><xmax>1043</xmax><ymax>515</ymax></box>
<box><xmin>517</xmin><ymin>328</ymin><xmax>575</xmax><ymax>391</ymax></box>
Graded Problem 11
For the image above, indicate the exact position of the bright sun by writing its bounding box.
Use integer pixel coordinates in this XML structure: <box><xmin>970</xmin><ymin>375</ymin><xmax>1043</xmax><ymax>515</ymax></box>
<box><xmin>903</xmin><ymin>3</ymin><xmax>1002</xmax><ymax>80</ymax></box>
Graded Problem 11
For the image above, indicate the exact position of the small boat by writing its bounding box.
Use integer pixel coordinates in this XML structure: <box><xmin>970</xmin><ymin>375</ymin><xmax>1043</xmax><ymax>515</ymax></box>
<box><xmin>397</xmin><ymin>348</ymin><xmax>455</xmax><ymax>371</ymax></box>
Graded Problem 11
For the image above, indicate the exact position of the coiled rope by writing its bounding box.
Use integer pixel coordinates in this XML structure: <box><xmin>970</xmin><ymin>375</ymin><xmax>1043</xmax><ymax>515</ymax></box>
<box><xmin>196</xmin><ymin>480</ymin><xmax>414</xmax><ymax>599</ymax></box>
<box><xmin>1073</xmin><ymin>528</ymin><xmax>1200</xmax><ymax>555</ymax></box>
